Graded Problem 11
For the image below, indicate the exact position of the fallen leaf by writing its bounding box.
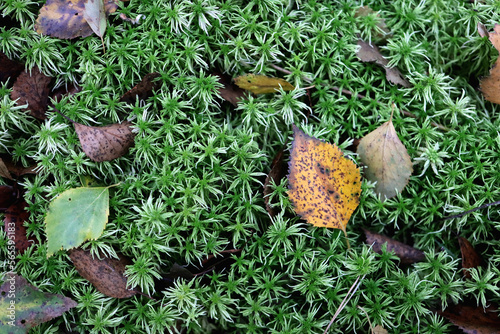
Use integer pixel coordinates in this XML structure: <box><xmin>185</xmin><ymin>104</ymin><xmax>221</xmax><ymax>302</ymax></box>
<box><xmin>0</xmin><ymin>52</ymin><xmax>24</xmax><ymax>84</ymax></box>
<box><xmin>164</xmin><ymin>263</ymin><xmax>195</xmax><ymax>282</ymax></box>
<box><xmin>234</xmin><ymin>74</ymin><xmax>295</xmax><ymax>94</ymax></box>
<box><xmin>263</xmin><ymin>146</ymin><xmax>287</xmax><ymax>217</ymax></box>
<box><xmin>363</xmin><ymin>229</ymin><xmax>425</xmax><ymax>264</ymax></box>
<box><xmin>45</xmin><ymin>186</ymin><xmax>109</xmax><ymax>257</ymax></box>
<box><xmin>458</xmin><ymin>236</ymin><xmax>483</xmax><ymax>279</ymax></box>
<box><xmin>354</xmin><ymin>6</ymin><xmax>390</xmax><ymax>41</ymax></box>
<box><xmin>478</xmin><ymin>22</ymin><xmax>489</xmax><ymax>38</ymax></box>
<box><xmin>356</xmin><ymin>40</ymin><xmax>411</xmax><ymax>88</ymax></box>
<box><xmin>50</xmin><ymin>83</ymin><xmax>81</xmax><ymax>105</ymax></box>
<box><xmin>83</xmin><ymin>0</ymin><xmax>106</xmax><ymax>46</ymax></box>
<box><xmin>0</xmin><ymin>274</ymin><xmax>77</xmax><ymax>333</ymax></box>
<box><xmin>119</xmin><ymin>72</ymin><xmax>161</xmax><ymax>104</ymax></box>
<box><xmin>357</xmin><ymin>114</ymin><xmax>413</xmax><ymax>200</ymax></box>
<box><xmin>74</xmin><ymin>121</ymin><xmax>135</xmax><ymax>162</ymax></box>
<box><xmin>373</xmin><ymin>324</ymin><xmax>388</xmax><ymax>334</ymax></box>
<box><xmin>480</xmin><ymin>24</ymin><xmax>500</xmax><ymax>104</ymax></box>
<box><xmin>11</xmin><ymin>67</ymin><xmax>52</xmax><ymax>120</ymax></box>
<box><xmin>4</xmin><ymin>200</ymin><xmax>37</xmax><ymax>255</ymax></box>
<box><xmin>215</xmin><ymin>71</ymin><xmax>246</xmax><ymax>106</ymax></box>
<box><xmin>438</xmin><ymin>304</ymin><xmax>500</xmax><ymax>334</ymax></box>
<box><xmin>35</xmin><ymin>0</ymin><xmax>119</xmax><ymax>40</ymax></box>
<box><xmin>0</xmin><ymin>185</ymin><xmax>18</xmax><ymax>210</ymax></box>
<box><xmin>287</xmin><ymin>125</ymin><xmax>361</xmax><ymax>237</ymax></box>
<box><xmin>0</xmin><ymin>158</ymin><xmax>12</xmax><ymax>180</ymax></box>
<box><xmin>0</xmin><ymin>155</ymin><xmax>37</xmax><ymax>178</ymax></box>
<box><xmin>69</xmin><ymin>248</ymin><xmax>137</xmax><ymax>298</ymax></box>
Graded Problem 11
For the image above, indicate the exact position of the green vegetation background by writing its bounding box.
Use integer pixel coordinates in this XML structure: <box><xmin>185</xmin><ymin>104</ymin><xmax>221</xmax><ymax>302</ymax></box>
<box><xmin>1</xmin><ymin>0</ymin><xmax>500</xmax><ymax>333</ymax></box>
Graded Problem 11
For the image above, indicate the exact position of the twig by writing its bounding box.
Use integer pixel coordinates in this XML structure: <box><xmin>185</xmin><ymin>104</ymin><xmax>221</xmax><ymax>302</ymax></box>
<box><xmin>323</xmin><ymin>275</ymin><xmax>366</xmax><ymax>334</ymax></box>
<box><xmin>358</xmin><ymin>306</ymin><xmax>374</xmax><ymax>334</ymax></box>
<box><xmin>442</xmin><ymin>200</ymin><xmax>500</xmax><ymax>221</ymax></box>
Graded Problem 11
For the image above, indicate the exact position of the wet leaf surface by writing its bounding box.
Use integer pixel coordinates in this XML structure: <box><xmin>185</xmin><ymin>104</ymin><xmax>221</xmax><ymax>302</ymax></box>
<box><xmin>357</xmin><ymin>40</ymin><xmax>411</xmax><ymax>87</ymax></box>
<box><xmin>0</xmin><ymin>274</ymin><xmax>77</xmax><ymax>333</ymax></box>
<box><xmin>69</xmin><ymin>247</ymin><xmax>137</xmax><ymax>298</ymax></box>
<box><xmin>11</xmin><ymin>67</ymin><xmax>52</xmax><ymax>120</ymax></box>
<box><xmin>4</xmin><ymin>200</ymin><xmax>36</xmax><ymax>255</ymax></box>
<box><xmin>287</xmin><ymin>126</ymin><xmax>361</xmax><ymax>233</ymax></box>
<box><xmin>120</xmin><ymin>72</ymin><xmax>161</xmax><ymax>104</ymax></box>
<box><xmin>215</xmin><ymin>71</ymin><xmax>246</xmax><ymax>106</ymax></box>
<box><xmin>234</xmin><ymin>74</ymin><xmax>295</xmax><ymax>94</ymax></box>
<box><xmin>438</xmin><ymin>304</ymin><xmax>500</xmax><ymax>334</ymax></box>
<box><xmin>458</xmin><ymin>236</ymin><xmax>483</xmax><ymax>279</ymax></box>
<box><xmin>363</xmin><ymin>229</ymin><xmax>425</xmax><ymax>264</ymax></box>
<box><xmin>74</xmin><ymin>121</ymin><xmax>135</xmax><ymax>162</ymax></box>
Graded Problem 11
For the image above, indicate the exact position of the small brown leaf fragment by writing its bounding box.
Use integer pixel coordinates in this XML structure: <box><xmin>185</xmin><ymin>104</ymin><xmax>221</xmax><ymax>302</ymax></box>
<box><xmin>363</xmin><ymin>229</ymin><xmax>425</xmax><ymax>264</ymax></box>
<box><xmin>50</xmin><ymin>83</ymin><xmax>81</xmax><ymax>105</ymax></box>
<box><xmin>35</xmin><ymin>0</ymin><xmax>119</xmax><ymax>40</ymax></box>
<box><xmin>0</xmin><ymin>52</ymin><xmax>24</xmax><ymax>84</ymax></box>
<box><xmin>357</xmin><ymin>40</ymin><xmax>411</xmax><ymax>88</ymax></box>
<box><xmin>214</xmin><ymin>71</ymin><xmax>246</xmax><ymax>106</ymax></box>
<box><xmin>69</xmin><ymin>248</ymin><xmax>137</xmax><ymax>298</ymax></box>
<box><xmin>373</xmin><ymin>325</ymin><xmax>389</xmax><ymax>334</ymax></box>
<box><xmin>74</xmin><ymin>121</ymin><xmax>135</xmax><ymax>162</ymax></box>
<box><xmin>438</xmin><ymin>304</ymin><xmax>500</xmax><ymax>334</ymax></box>
<box><xmin>357</xmin><ymin>116</ymin><xmax>413</xmax><ymax>200</ymax></box>
<box><xmin>0</xmin><ymin>155</ymin><xmax>37</xmax><ymax>178</ymax></box>
<box><xmin>0</xmin><ymin>158</ymin><xmax>12</xmax><ymax>180</ymax></box>
<box><xmin>354</xmin><ymin>6</ymin><xmax>391</xmax><ymax>41</ymax></box>
<box><xmin>234</xmin><ymin>74</ymin><xmax>295</xmax><ymax>94</ymax></box>
<box><xmin>263</xmin><ymin>146</ymin><xmax>286</xmax><ymax>217</ymax></box>
<box><xmin>480</xmin><ymin>24</ymin><xmax>500</xmax><ymax>104</ymax></box>
<box><xmin>119</xmin><ymin>72</ymin><xmax>161</xmax><ymax>104</ymax></box>
<box><xmin>478</xmin><ymin>22</ymin><xmax>489</xmax><ymax>38</ymax></box>
<box><xmin>11</xmin><ymin>67</ymin><xmax>52</xmax><ymax>120</ymax></box>
<box><xmin>4</xmin><ymin>200</ymin><xmax>37</xmax><ymax>255</ymax></box>
<box><xmin>458</xmin><ymin>236</ymin><xmax>483</xmax><ymax>279</ymax></box>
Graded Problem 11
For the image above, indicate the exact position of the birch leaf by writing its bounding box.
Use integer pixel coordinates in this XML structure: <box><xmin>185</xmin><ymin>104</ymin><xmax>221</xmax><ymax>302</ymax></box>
<box><xmin>287</xmin><ymin>125</ymin><xmax>361</xmax><ymax>237</ymax></box>
<box><xmin>234</xmin><ymin>74</ymin><xmax>294</xmax><ymax>94</ymax></box>
<box><xmin>83</xmin><ymin>0</ymin><xmax>106</xmax><ymax>49</ymax></box>
<box><xmin>357</xmin><ymin>116</ymin><xmax>412</xmax><ymax>200</ymax></box>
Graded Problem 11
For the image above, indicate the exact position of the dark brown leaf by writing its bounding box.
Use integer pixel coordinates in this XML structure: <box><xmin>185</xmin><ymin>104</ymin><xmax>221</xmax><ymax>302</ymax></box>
<box><xmin>438</xmin><ymin>304</ymin><xmax>500</xmax><ymax>334</ymax></box>
<box><xmin>120</xmin><ymin>72</ymin><xmax>161</xmax><ymax>104</ymax></box>
<box><xmin>214</xmin><ymin>72</ymin><xmax>246</xmax><ymax>106</ymax></box>
<box><xmin>0</xmin><ymin>52</ymin><xmax>24</xmax><ymax>84</ymax></box>
<box><xmin>356</xmin><ymin>40</ymin><xmax>411</xmax><ymax>88</ymax></box>
<box><xmin>164</xmin><ymin>263</ymin><xmax>195</xmax><ymax>281</ymax></box>
<box><xmin>458</xmin><ymin>236</ymin><xmax>483</xmax><ymax>279</ymax></box>
<box><xmin>74</xmin><ymin>121</ymin><xmax>135</xmax><ymax>162</ymax></box>
<box><xmin>11</xmin><ymin>67</ymin><xmax>52</xmax><ymax>120</ymax></box>
<box><xmin>0</xmin><ymin>155</ymin><xmax>37</xmax><ymax>178</ymax></box>
<box><xmin>0</xmin><ymin>185</ymin><xmax>18</xmax><ymax>210</ymax></box>
<box><xmin>4</xmin><ymin>200</ymin><xmax>36</xmax><ymax>255</ymax></box>
<box><xmin>0</xmin><ymin>158</ymin><xmax>12</xmax><ymax>180</ymax></box>
<box><xmin>50</xmin><ymin>83</ymin><xmax>81</xmax><ymax>105</ymax></box>
<box><xmin>263</xmin><ymin>146</ymin><xmax>286</xmax><ymax>217</ymax></box>
<box><xmin>69</xmin><ymin>248</ymin><xmax>137</xmax><ymax>298</ymax></box>
<box><xmin>363</xmin><ymin>229</ymin><xmax>425</xmax><ymax>264</ymax></box>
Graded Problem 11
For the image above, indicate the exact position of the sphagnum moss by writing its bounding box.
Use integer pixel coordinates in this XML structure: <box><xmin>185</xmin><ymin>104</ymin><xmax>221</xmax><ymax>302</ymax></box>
<box><xmin>1</xmin><ymin>0</ymin><xmax>500</xmax><ymax>333</ymax></box>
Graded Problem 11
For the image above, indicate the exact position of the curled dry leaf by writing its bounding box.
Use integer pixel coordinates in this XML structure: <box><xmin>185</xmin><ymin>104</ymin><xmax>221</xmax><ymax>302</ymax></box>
<box><xmin>438</xmin><ymin>304</ymin><xmax>500</xmax><ymax>334</ymax></box>
<box><xmin>35</xmin><ymin>0</ymin><xmax>119</xmax><ymax>40</ymax></box>
<box><xmin>74</xmin><ymin>121</ymin><xmax>135</xmax><ymax>162</ymax></box>
<box><xmin>11</xmin><ymin>67</ymin><xmax>52</xmax><ymax>120</ymax></box>
<box><xmin>357</xmin><ymin>114</ymin><xmax>413</xmax><ymax>200</ymax></box>
<box><xmin>69</xmin><ymin>248</ymin><xmax>137</xmax><ymax>298</ymax></box>
<box><xmin>363</xmin><ymin>229</ymin><xmax>425</xmax><ymax>264</ymax></box>
<box><xmin>373</xmin><ymin>325</ymin><xmax>389</xmax><ymax>334</ymax></box>
<box><xmin>263</xmin><ymin>146</ymin><xmax>287</xmax><ymax>217</ymax></box>
<box><xmin>0</xmin><ymin>155</ymin><xmax>37</xmax><ymax>178</ymax></box>
<box><xmin>357</xmin><ymin>40</ymin><xmax>411</xmax><ymax>88</ymax></box>
<box><xmin>215</xmin><ymin>71</ymin><xmax>246</xmax><ymax>106</ymax></box>
<box><xmin>234</xmin><ymin>74</ymin><xmax>295</xmax><ymax>94</ymax></box>
<box><xmin>0</xmin><ymin>52</ymin><xmax>24</xmax><ymax>84</ymax></box>
<box><xmin>458</xmin><ymin>236</ymin><xmax>483</xmax><ymax>279</ymax></box>
<box><xmin>480</xmin><ymin>24</ymin><xmax>500</xmax><ymax>104</ymax></box>
<box><xmin>287</xmin><ymin>126</ymin><xmax>361</xmax><ymax>236</ymax></box>
<box><xmin>4</xmin><ymin>200</ymin><xmax>37</xmax><ymax>255</ymax></box>
<box><xmin>120</xmin><ymin>72</ymin><xmax>161</xmax><ymax>104</ymax></box>
<box><xmin>0</xmin><ymin>274</ymin><xmax>77</xmax><ymax>333</ymax></box>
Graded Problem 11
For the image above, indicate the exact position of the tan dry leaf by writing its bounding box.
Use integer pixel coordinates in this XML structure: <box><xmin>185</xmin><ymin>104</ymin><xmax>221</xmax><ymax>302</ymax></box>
<box><xmin>69</xmin><ymin>248</ymin><xmax>137</xmax><ymax>298</ymax></box>
<box><xmin>0</xmin><ymin>158</ymin><xmax>12</xmax><ymax>180</ymax></box>
<box><xmin>373</xmin><ymin>325</ymin><xmax>389</xmax><ymax>334</ymax></box>
<box><xmin>354</xmin><ymin>6</ymin><xmax>390</xmax><ymax>41</ymax></box>
<box><xmin>480</xmin><ymin>24</ymin><xmax>500</xmax><ymax>104</ymax></box>
<box><xmin>234</xmin><ymin>74</ymin><xmax>294</xmax><ymax>94</ymax></box>
<box><xmin>478</xmin><ymin>22</ymin><xmax>489</xmax><ymax>38</ymax></box>
<box><xmin>356</xmin><ymin>40</ymin><xmax>411</xmax><ymax>88</ymax></box>
<box><xmin>74</xmin><ymin>121</ymin><xmax>135</xmax><ymax>162</ymax></box>
<box><xmin>11</xmin><ymin>67</ymin><xmax>52</xmax><ymax>120</ymax></box>
<box><xmin>357</xmin><ymin>115</ymin><xmax>412</xmax><ymax>200</ymax></box>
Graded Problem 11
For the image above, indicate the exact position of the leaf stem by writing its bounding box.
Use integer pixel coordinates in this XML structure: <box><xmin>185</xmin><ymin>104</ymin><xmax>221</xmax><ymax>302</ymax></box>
<box><xmin>442</xmin><ymin>200</ymin><xmax>500</xmax><ymax>220</ymax></box>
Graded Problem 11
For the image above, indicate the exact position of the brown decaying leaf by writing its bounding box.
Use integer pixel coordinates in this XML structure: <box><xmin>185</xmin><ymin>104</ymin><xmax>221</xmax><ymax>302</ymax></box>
<box><xmin>263</xmin><ymin>146</ymin><xmax>286</xmax><ymax>217</ymax></box>
<box><xmin>234</xmin><ymin>74</ymin><xmax>295</xmax><ymax>94</ymax></box>
<box><xmin>214</xmin><ymin>71</ymin><xmax>246</xmax><ymax>106</ymax></box>
<box><xmin>363</xmin><ymin>229</ymin><xmax>425</xmax><ymax>264</ymax></box>
<box><xmin>373</xmin><ymin>325</ymin><xmax>389</xmax><ymax>334</ymax></box>
<box><xmin>438</xmin><ymin>304</ymin><xmax>500</xmax><ymax>334</ymax></box>
<box><xmin>0</xmin><ymin>155</ymin><xmax>37</xmax><ymax>178</ymax></box>
<box><xmin>0</xmin><ymin>52</ymin><xmax>24</xmax><ymax>84</ymax></box>
<box><xmin>69</xmin><ymin>248</ymin><xmax>137</xmax><ymax>298</ymax></box>
<box><xmin>0</xmin><ymin>185</ymin><xmax>18</xmax><ymax>210</ymax></box>
<box><xmin>11</xmin><ymin>67</ymin><xmax>52</xmax><ymax>120</ymax></box>
<box><xmin>0</xmin><ymin>158</ymin><xmax>12</xmax><ymax>180</ymax></box>
<box><xmin>35</xmin><ymin>0</ymin><xmax>119</xmax><ymax>40</ymax></box>
<box><xmin>357</xmin><ymin>115</ymin><xmax>413</xmax><ymax>200</ymax></box>
<box><xmin>74</xmin><ymin>121</ymin><xmax>135</xmax><ymax>162</ymax></box>
<box><xmin>120</xmin><ymin>72</ymin><xmax>161</xmax><ymax>104</ymax></box>
<box><xmin>4</xmin><ymin>200</ymin><xmax>37</xmax><ymax>254</ymax></box>
<box><xmin>356</xmin><ymin>40</ymin><xmax>411</xmax><ymax>88</ymax></box>
<box><xmin>50</xmin><ymin>83</ymin><xmax>81</xmax><ymax>105</ymax></box>
<box><xmin>480</xmin><ymin>24</ymin><xmax>500</xmax><ymax>104</ymax></box>
<box><xmin>458</xmin><ymin>236</ymin><xmax>483</xmax><ymax>279</ymax></box>
<box><xmin>354</xmin><ymin>6</ymin><xmax>390</xmax><ymax>41</ymax></box>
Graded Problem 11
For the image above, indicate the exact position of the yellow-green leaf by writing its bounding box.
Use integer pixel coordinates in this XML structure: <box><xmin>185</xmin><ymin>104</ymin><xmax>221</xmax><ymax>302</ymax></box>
<box><xmin>287</xmin><ymin>125</ymin><xmax>361</xmax><ymax>234</ymax></box>
<box><xmin>357</xmin><ymin>116</ymin><xmax>412</xmax><ymax>200</ymax></box>
<box><xmin>234</xmin><ymin>74</ymin><xmax>294</xmax><ymax>94</ymax></box>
